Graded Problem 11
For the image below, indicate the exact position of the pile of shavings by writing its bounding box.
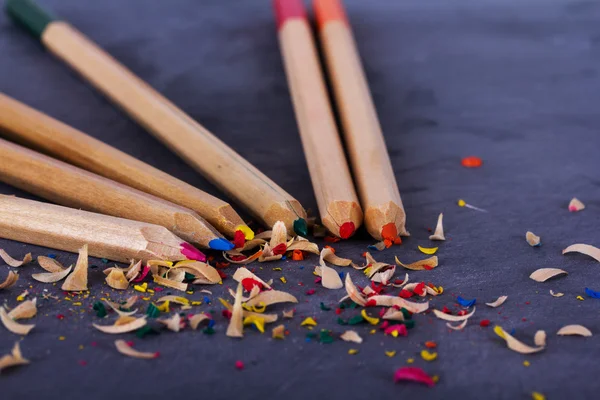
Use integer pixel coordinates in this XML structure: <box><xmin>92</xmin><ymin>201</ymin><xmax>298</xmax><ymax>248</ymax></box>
<box><xmin>148</xmin><ymin>259</ymin><xmax>222</xmax><ymax>292</ymax></box>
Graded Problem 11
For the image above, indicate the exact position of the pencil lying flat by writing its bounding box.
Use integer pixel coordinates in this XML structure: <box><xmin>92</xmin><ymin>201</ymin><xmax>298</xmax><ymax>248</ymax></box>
<box><xmin>0</xmin><ymin>138</ymin><xmax>233</xmax><ymax>251</ymax></box>
<box><xmin>0</xmin><ymin>93</ymin><xmax>252</xmax><ymax>241</ymax></box>
<box><xmin>314</xmin><ymin>0</ymin><xmax>407</xmax><ymax>241</ymax></box>
<box><xmin>0</xmin><ymin>195</ymin><xmax>194</xmax><ymax>263</ymax></box>
<box><xmin>273</xmin><ymin>0</ymin><xmax>362</xmax><ymax>238</ymax></box>
<box><xmin>5</xmin><ymin>0</ymin><xmax>308</xmax><ymax>236</ymax></box>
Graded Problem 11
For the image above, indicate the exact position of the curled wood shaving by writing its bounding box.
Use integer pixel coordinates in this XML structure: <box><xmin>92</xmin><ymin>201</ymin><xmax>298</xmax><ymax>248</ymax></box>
<box><xmin>227</xmin><ymin>283</ymin><xmax>244</xmax><ymax>338</ymax></box>
<box><xmin>340</xmin><ymin>330</ymin><xmax>363</xmax><ymax>343</ymax></box>
<box><xmin>93</xmin><ymin>316</ymin><xmax>147</xmax><ymax>334</ymax></box>
<box><xmin>550</xmin><ymin>290</ymin><xmax>564</xmax><ymax>297</ymax></box>
<box><xmin>534</xmin><ymin>330</ymin><xmax>546</xmax><ymax>347</ymax></box>
<box><xmin>37</xmin><ymin>256</ymin><xmax>65</xmax><ymax>272</ymax></box>
<box><xmin>61</xmin><ymin>244</ymin><xmax>89</xmax><ymax>291</ymax></box>
<box><xmin>8</xmin><ymin>299</ymin><xmax>37</xmax><ymax>320</ymax></box>
<box><xmin>32</xmin><ymin>265</ymin><xmax>72</xmax><ymax>283</ymax></box>
<box><xmin>115</xmin><ymin>339</ymin><xmax>158</xmax><ymax>359</ymax></box>
<box><xmin>0</xmin><ymin>250</ymin><xmax>32</xmax><ymax>267</ymax></box>
<box><xmin>156</xmin><ymin>296</ymin><xmax>190</xmax><ymax>306</ymax></box>
<box><xmin>157</xmin><ymin>313</ymin><xmax>182</xmax><ymax>332</ymax></box>
<box><xmin>322</xmin><ymin>250</ymin><xmax>356</xmax><ymax>267</ymax></box>
<box><xmin>402</xmin><ymin>283</ymin><xmax>439</xmax><ymax>297</ymax></box>
<box><xmin>382</xmin><ymin>309</ymin><xmax>405</xmax><ymax>321</ymax></box>
<box><xmin>447</xmin><ymin>319</ymin><xmax>468</xmax><ymax>330</ymax></box>
<box><xmin>395</xmin><ymin>256</ymin><xmax>438</xmax><ymax>271</ymax></box>
<box><xmin>529</xmin><ymin>268</ymin><xmax>567</xmax><ymax>282</ymax></box>
<box><xmin>0</xmin><ymin>342</ymin><xmax>29</xmax><ymax>372</ymax></box>
<box><xmin>526</xmin><ymin>231</ymin><xmax>541</xmax><ymax>247</ymax></box>
<box><xmin>283</xmin><ymin>309</ymin><xmax>295</xmax><ymax>319</ymax></box>
<box><xmin>104</xmin><ymin>300</ymin><xmax>138</xmax><ymax>317</ymax></box>
<box><xmin>429</xmin><ymin>213</ymin><xmax>445</xmax><ymax>241</ymax></box>
<box><xmin>318</xmin><ymin>248</ymin><xmax>343</xmax><ymax>289</ymax></box>
<box><xmin>433</xmin><ymin>307</ymin><xmax>476</xmax><ymax>322</ymax></box>
<box><xmin>0</xmin><ymin>306</ymin><xmax>35</xmax><ymax>335</ymax></box>
<box><xmin>287</xmin><ymin>240</ymin><xmax>319</xmax><ymax>255</ymax></box>
<box><xmin>344</xmin><ymin>273</ymin><xmax>366</xmax><ymax>306</ymax></box>
<box><xmin>172</xmin><ymin>261</ymin><xmax>221</xmax><ymax>284</ymax></box>
<box><xmin>166</xmin><ymin>269</ymin><xmax>185</xmax><ymax>283</ymax></box>
<box><xmin>126</xmin><ymin>260</ymin><xmax>143</xmax><ymax>281</ymax></box>
<box><xmin>189</xmin><ymin>314</ymin><xmax>211</xmax><ymax>330</ymax></box>
<box><xmin>562</xmin><ymin>244</ymin><xmax>600</xmax><ymax>263</ymax></box>
<box><xmin>153</xmin><ymin>276</ymin><xmax>188</xmax><ymax>292</ymax></box>
<box><xmin>369</xmin><ymin>295</ymin><xmax>429</xmax><ymax>314</ymax></box>
<box><xmin>494</xmin><ymin>326</ymin><xmax>545</xmax><ymax>354</ymax></box>
<box><xmin>232</xmin><ymin>267</ymin><xmax>271</xmax><ymax>290</ymax></box>
<box><xmin>486</xmin><ymin>295</ymin><xmax>507</xmax><ymax>308</ymax></box>
<box><xmin>370</xmin><ymin>266</ymin><xmax>396</xmax><ymax>285</ymax></box>
<box><xmin>568</xmin><ymin>198</ymin><xmax>585</xmax><ymax>212</ymax></box>
<box><xmin>254</xmin><ymin>230</ymin><xmax>273</xmax><ymax>240</ymax></box>
<box><xmin>270</xmin><ymin>221</ymin><xmax>287</xmax><ymax>248</ymax></box>
<box><xmin>106</xmin><ymin>269</ymin><xmax>129</xmax><ymax>290</ymax></box>
<box><xmin>556</xmin><ymin>325</ymin><xmax>592</xmax><ymax>337</ymax></box>
<box><xmin>0</xmin><ymin>271</ymin><xmax>19</xmax><ymax>290</ymax></box>
<box><xmin>223</xmin><ymin>249</ymin><xmax>263</xmax><ymax>264</ymax></box>
<box><xmin>258</xmin><ymin>253</ymin><xmax>283</xmax><ymax>263</ymax></box>
<box><xmin>244</xmin><ymin>290</ymin><xmax>298</xmax><ymax>307</ymax></box>
<box><xmin>390</xmin><ymin>273</ymin><xmax>409</xmax><ymax>288</ymax></box>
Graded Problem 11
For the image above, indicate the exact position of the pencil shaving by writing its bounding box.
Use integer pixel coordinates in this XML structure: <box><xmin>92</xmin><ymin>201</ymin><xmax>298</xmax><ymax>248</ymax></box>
<box><xmin>529</xmin><ymin>268</ymin><xmax>567</xmax><ymax>282</ymax></box>
<box><xmin>486</xmin><ymin>295</ymin><xmax>508</xmax><ymax>308</ymax></box>
<box><xmin>270</xmin><ymin>221</ymin><xmax>287</xmax><ymax>248</ymax></box>
<box><xmin>562</xmin><ymin>244</ymin><xmax>600</xmax><ymax>262</ymax></box>
<box><xmin>153</xmin><ymin>276</ymin><xmax>188</xmax><ymax>292</ymax></box>
<box><xmin>319</xmin><ymin>248</ymin><xmax>343</xmax><ymax>289</ymax></box>
<box><xmin>369</xmin><ymin>295</ymin><xmax>429</xmax><ymax>314</ymax></box>
<box><xmin>0</xmin><ymin>306</ymin><xmax>35</xmax><ymax>335</ymax></box>
<box><xmin>93</xmin><ymin>316</ymin><xmax>147</xmax><ymax>334</ymax></box>
<box><xmin>104</xmin><ymin>300</ymin><xmax>137</xmax><ymax>317</ymax></box>
<box><xmin>157</xmin><ymin>313</ymin><xmax>182</xmax><ymax>332</ymax></box>
<box><xmin>61</xmin><ymin>244</ymin><xmax>89</xmax><ymax>291</ymax></box>
<box><xmin>557</xmin><ymin>325</ymin><xmax>592</xmax><ymax>337</ymax></box>
<box><xmin>189</xmin><ymin>314</ymin><xmax>210</xmax><ymax>330</ymax></box>
<box><xmin>115</xmin><ymin>339</ymin><xmax>158</xmax><ymax>359</ymax></box>
<box><xmin>227</xmin><ymin>283</ymin><xmax>244</xmax><ymax>338</ymax></box>
<box><xmin>568</xmin><ymin>198</ymin><xmax>585</xmax><ymax>212</ymax></box>
<box><xmin>433</xmin><ymin>307</ymin><xmax>476</xmax><ymax>322</ymax></box>
<box><xmin>429</xmin><ymin>213</ymin><xmax>445</xmax><ymax>241</ymax></box>
<box><xmin>125</xmin><ymin>260</ymin><xmax>143</xmax><ymax>281</ymax></box>
<box><xmin>272</xmin><ymin>324</ymin><xmax>285</xmax><ymax>339</ymax></box>
<box><xmin>549</xmin><ymin>290</ymin><xmax>564</xmax><ymax>297</ymax></box>
<box><xmin>0</xmin><ymin>342</ymin><xmax>29</xmax><ymax>372</ymax></box>
<box><xmin>106</xmin><ymin>268</ymin><xmax>129</xmax><ymax>290</ymax></box>
<box><xmin>7</xmin><ymin>298</ymin><xmax>37</xmax><ymax>320</ymax></box>
<box><xmin>232</xmin><ymin>267</ymin><xmax>271</xmax><ymax>290</ymax></box>
<box><xmin>340</xmin><ymin>330</ymin><xmax>363</xmax><ymax>343</ymax></box>
<box><xmin>37</xmin><ymin>256</ymin><xmax>65</xmax><ymax>272</ymax></box>
<box><xmin>32</xmin><ymin>265</ymin><xmax>72</xmax><ymax>283</ymax></box>
<box><xmin>395</xmin><ymin>256</ymin><xmax>438</xmax><ymax>271</ymax></box>
<box><xmin>287</xmin><ymin>240</ymin><xmax>319</xmax><ymax>255</ymax></box>
<box><xmin>244</xmin><ymin>290</ymin><xmax>298</xmax><ymax>307</ymax></box>
<box><xmin>344</xmin><ymin>273</ymin><xmax>366</xmax><ymax>306</ymax></box>
<box><xmin>494</xmin><ymin>326</ymin><xmax>545</xmax><ymax>354</ymax></box>
<box><xmin>172</xmin><ymin>261</ymin><xmax>221</xmax><ymax>284</ymax></box>
<box><xmin>534</xmin><ymin>330</ymin><xmax>546</xmax><ymax>347</ymax></box>
<box><xmin>447</xmin><ymin>319</ymin><xmax>468</xmax><ymax>330</ymax></box>
<box><xmin>0</xmin><ymin>271</ymin><xmax>19</xmax><ymax>290</ymax></box>
<box><xmin>526</xmin><ymin>231</ymin><xmax>541</xmax><ymax>247</ymax></box>
<box><xmin>0</xmin><ymin>249</ymin><xmax>32</xmax><ymax>267</ymax></box>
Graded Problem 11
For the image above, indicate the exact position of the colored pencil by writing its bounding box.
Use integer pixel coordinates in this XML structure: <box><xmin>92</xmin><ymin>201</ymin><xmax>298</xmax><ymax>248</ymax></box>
<box><xmin>273</xmin><ymin>0</ymin><xmax>362</xmax><ymax>238</ymax></box>
<box><xmin>0</xmin><ymin>93</ymin><xmax>252</xmax><ymax>240</ymax></box>
<box><xmin>0</xmin><ymin>195</ymin><xmax>193</xmax><ymax>263</ymax></box>
<box><xmin>314</xmin><ymin>0</ymin><xmax>407</xmax><ymax>241</ymax></box>
<box><xmin>0</xmin><ymin>138</ymin><xmax>233</xmax><ymax>250</ymax></box>
<box><xmin>5</xmin><ymin>0</ymin><xmax>308</xmax><ymax>235</ymax></box>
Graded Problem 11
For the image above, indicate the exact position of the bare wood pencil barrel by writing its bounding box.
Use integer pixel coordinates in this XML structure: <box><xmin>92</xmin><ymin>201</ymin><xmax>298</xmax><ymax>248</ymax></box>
<box><xmin>0</xmin><ymin>93</ymin><xmax>250</xmax><ymax>239</ymax></box>
<box><xmin>314</xmin><ymin>0</ymin><xmax>407</xmax><ymax>241</ymax></box>
<box><xmin>0</xmin><ymin>138</ymin><xmax>231</xmax><ymax>250</ymax></box>
<box><xmin>0</xmin><ymin>195</ymin><xmax>190</xmax><ymax>263</ymax></box>
<box><xmin>274</xmin><ymin>0</ymin><xmax>362</xmax><ymax>238</ymax></box>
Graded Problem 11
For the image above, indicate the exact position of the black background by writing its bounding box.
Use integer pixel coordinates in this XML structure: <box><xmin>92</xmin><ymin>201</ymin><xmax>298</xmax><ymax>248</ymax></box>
<box><xmin>2</xmin><ymin>0</ymin><xmax>600</xmax><ymax>398</ymax></box>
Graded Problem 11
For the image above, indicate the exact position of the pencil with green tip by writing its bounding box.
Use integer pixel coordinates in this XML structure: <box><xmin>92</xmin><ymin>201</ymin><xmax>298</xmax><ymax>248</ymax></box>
<box><xmin>5</xmin><ymin>0</ymin><xmax>308</xmax><ymax>236</ymax></box>
<box><xmin>313</xmin><ymin>0</ymin><xmax>407</xmax><ymax>243</ymax></box>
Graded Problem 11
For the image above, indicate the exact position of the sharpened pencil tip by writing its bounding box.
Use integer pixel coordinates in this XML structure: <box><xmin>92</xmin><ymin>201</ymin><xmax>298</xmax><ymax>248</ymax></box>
<box><xmin>209</xmin><ymin>238</ymin><xmax>235</xmax><ymax>251</ymax></box>
<box><xmin>179</xmin><ymin>242</ymin><xmax>207</xmax><ymax>262</ymax></box>
<box><xmin>339</xmin><ymin>222</ymin><xmax>355</xmax><ymax>239</ymax></box>
<box><xmin>293</xmin><ymin>218</ymin><xmax>308</xmax><ymax>236</ymax></box>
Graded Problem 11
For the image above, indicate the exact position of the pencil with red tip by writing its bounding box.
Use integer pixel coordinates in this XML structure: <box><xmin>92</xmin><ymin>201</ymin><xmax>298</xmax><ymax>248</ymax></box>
<box><xmin>273</xmin><ymin>0</ymin><xmax>363</xmax><ymax>239</ymax></box>
<box><xmin>313</xmin><ymin>0</ymin><xmax>407</xmax><ymax>243</ymax></box>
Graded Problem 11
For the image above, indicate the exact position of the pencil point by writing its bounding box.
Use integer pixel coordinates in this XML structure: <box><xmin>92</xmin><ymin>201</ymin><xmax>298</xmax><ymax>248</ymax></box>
<box><xmin>208</xmin><ymin>238</ymin><xmax>235</xmax><ymax>251</ymax></box>
<box><xmin>293</xmin><ymin>218</ymin><xmax>308</xmax><ymax>236</ymax></box>
<box><xmin>339</xmin><ymin>221</ymin><xmax>355</xmax><ymax>239</ymax></box>
<box><xmin>179</xmin><ymin>242</ymin><xmax>207</xmax><ymax>262</ymax></box>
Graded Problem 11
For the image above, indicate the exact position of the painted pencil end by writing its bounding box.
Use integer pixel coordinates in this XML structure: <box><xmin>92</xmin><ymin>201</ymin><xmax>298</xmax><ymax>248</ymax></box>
<box><xmin>293</xmin><ymin>218</ymin><xmax>308</xmax><ymax>237</ymax></box>
<box><xmin>339</xmin><ymin>221</ymin><xmax>356</xmax><ymax>239</ymax></box>
<box><xmin>179</xmin><ymin>242</ymin><xmax>207</xmax><ymax>262</ymax></box>
<box><xmin>5</xmin><ymin>0</ymin><xmax>56</xmax><ymax>39</ymax></box>
<box><xmin>208</xmin><ymin>238</ymin><xmax>235</xmax><ymax>251</ymax></box>
<box><xmin>313</xmin><ymin>0</ymin><xmax>348</xmax><ymax>28</ymax></box>
<box><xmin>273</xmin><ymin>0</ymin><xmax>306</xmax><ymax>30</ymax></box>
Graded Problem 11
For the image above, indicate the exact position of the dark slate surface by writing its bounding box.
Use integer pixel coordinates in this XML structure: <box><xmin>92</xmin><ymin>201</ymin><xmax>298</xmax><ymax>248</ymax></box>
<box><xmin>2</xmin><ymin>0</ymin><xmax>600</xmax><ymax>398</ymax></box>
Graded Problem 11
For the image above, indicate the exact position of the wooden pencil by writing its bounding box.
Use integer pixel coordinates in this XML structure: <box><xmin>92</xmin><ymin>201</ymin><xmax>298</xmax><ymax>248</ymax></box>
<box><xmin>0</xmin><ymin>195</ymin><xmax>194</xmax><ymax>263</ymax></box>
<box><xmin>0</xmin><ymin>93</ymin><xmax>252</xmax><ymax>240</ymax></box>
<box><xmin>313</xmin><ymin>0</ymin><xmax>407</xmax><ymax>242</ymax></box>
<box><xmin>0</xmin><ymin>138</ymin><xmax>233</xmax><ymax>250</ymax></box>
<box><xmin>5</xmin><ymin>0</ymin><xmax>308</xmax><ymax>236</ymax></box>
<box><xmin>273</xmin><ymin>0</ymin><xmax>362</xmax><ymax>238</ymax></box>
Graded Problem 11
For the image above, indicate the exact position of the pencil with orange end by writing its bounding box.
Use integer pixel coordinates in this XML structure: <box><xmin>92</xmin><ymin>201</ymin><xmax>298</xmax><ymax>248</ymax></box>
<box><xmin>0</xmin><ymin>92</ymin><xmax>253</xmax><ymax>242</ymax></box>
<box><xmin>314</xmin><ymin>0</ymin><xmax>407</xmax><ymax>244</ymax></box>
<box><xmin>273</xmin><ymin>0</ymin><xmax>362</xmax><ymax>239</ymax></box>
<box><xmin>5</xmin><ymin>0</ymin><xmax>307</xmax><ymax>236</ymax></box>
